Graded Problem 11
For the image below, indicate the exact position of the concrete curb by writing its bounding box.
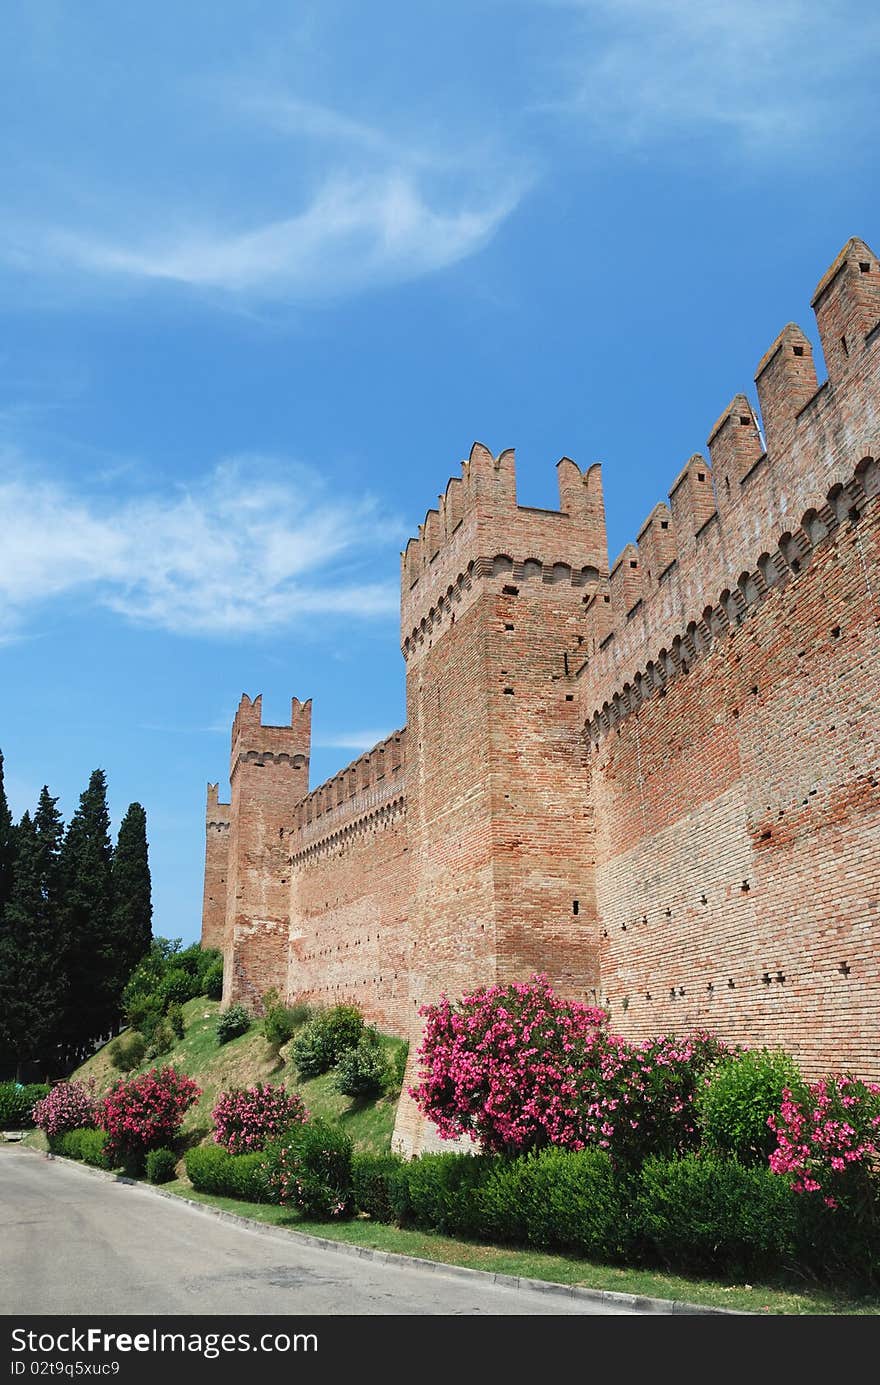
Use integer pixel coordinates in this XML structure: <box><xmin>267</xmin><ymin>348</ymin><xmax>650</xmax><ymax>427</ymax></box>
<box><xmin>15</xmin><ymin>1146</ymin><xmax>746</xmax><ymax>1315</ymax></box>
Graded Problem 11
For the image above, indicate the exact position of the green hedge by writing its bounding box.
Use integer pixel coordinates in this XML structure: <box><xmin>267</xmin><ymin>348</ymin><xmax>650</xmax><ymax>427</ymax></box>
<box><xmin>346</xmin><ymin>1145</ymin><xmax>879</xmax><ymax>1285</ymax></box>
<box><xmin>53</xmin><ymin>1128</ymin><xmax>112</xmax><ymax>1169</ymax></box>
<box><xmin>0</xmin><ymin>1082</ymin><xmax>49</xmax><ymax>1129</ymax></box>
<box><xmin>185</xmin><ymin>1145</ymin><xmax>272</xmax><ymax>1203</ymax></box>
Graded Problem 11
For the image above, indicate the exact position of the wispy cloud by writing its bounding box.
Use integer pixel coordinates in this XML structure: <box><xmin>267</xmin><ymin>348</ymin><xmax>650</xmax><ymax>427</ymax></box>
<box><xmin>313</xmin><ymin>729</ymin><xmax>393</xmax><ymax>752</ymax></box>
<box><xmin>7</xmin><ymin>172</ymin><xmax>519</xmax><ymax>301</ymax></box>
<box><xmin>539</xmin><ymin>0</ymin><xmax>877</xmax><ymax>151</ymax></box>
<box><xmin>0</xmin><ymin>452</ymin><xmax>401</xmax><ymax>641</ymax></box>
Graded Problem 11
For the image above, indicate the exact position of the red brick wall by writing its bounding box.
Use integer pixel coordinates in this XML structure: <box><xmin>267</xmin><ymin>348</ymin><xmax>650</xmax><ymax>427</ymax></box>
<box><xmin>591</xmin><ymin>485</ymin><xmax>880</xmax><ymax>1078</ymax></box>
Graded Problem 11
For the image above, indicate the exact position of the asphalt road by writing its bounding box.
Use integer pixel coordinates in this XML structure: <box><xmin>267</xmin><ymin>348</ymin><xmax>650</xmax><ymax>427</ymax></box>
<box><xmin>0</xmin><ymin>1148</ymin><xmax>634</xmax><ymax>1316</ymax></box>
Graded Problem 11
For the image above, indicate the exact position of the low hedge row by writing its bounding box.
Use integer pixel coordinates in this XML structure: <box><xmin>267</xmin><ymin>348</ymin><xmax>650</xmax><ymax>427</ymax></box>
<box><xmin>185</xmin><ymin>1144</ymin><xmax>272</xmax><ymax>1203</ymax></box>
<box><xmin>51</xmin><ymin>1128</ymin><xmax>112</xmax><ymax>1169</ymax></box>
<box><xmin>0</xmin><ymin>1082</ymin><xmax>50</xmax><ymax>1129</ymax></box>
<box><xmin>351</xmin><ymin>1148</ymin><xmax>880</xmax><ymax>1285</ymax></box>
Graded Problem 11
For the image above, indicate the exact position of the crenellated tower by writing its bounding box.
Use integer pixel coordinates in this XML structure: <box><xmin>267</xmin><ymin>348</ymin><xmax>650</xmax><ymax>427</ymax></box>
<box><xmin>201</xmin><ymin>783</ymin><xmax>230</xmax><ymax>952</ymax></box>
<box><xmin>220</xmin><ymin>694</ymin><xmax>311</xmax><ymax>1008</ymax></box>
<box><xmin>393</xmin><ymin>443</ymin><xmax>611</xmax><ymax>1154</ymax></box>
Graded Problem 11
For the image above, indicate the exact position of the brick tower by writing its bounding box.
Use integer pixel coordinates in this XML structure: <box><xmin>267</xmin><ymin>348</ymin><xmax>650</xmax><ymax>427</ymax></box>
<box><xmin>392</xmin><ymin>444</ymin><xmax>610</xmax><ymax>1153</ymax></box>
<box><xmin>222</xmin><ymin>694</ymin><xmax>311</xmax><ymax>1008</ymax></box>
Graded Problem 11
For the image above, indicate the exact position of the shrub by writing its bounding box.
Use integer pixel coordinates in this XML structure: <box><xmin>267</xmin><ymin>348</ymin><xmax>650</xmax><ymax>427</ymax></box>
<box><xmin>110</xmin><ymin>1030</ymin><xmax>148</xmax><ymax>1073</ymax></box>
<box><xmin>322</xmin><ymin>1004</ymin><xmax>364</xmax><ymax>1061</ymax></box>
<box><xmin>56</xmin><ymin>1127</ymin><xmax>112</xmax><ymax>1169</ymax></box>
<box><xmin>290</xmin><ymin>1017</ymin><xmax>335</xmax><ymax>1078</ymax></box>
<box><xmin>203</xmin><ymin>960</ymin><xmax>224</xmax><ymax>1000</ymax></box>
<box><xmin>146</xmin><ymin>1019</ymin><xmax>176</xmax><ymax>1060</ymax></box>
<box><xmin>99</xmin><ymin>1066</ymin><xmax>200</xmax><ymax>1172</ymax></box>
<box><xmin>0</xmin><ymin>1082</ymin><xmax>49</xmax><ymax>1129</ymax></box>
<box><xmin>388</xmin><ymin>1041</ymin><xmax>409</xmax><ymax>1096</ymax></box>
<box><xmin>410</xmin><ymin>973</ymin><xmax>607</xmax><ymax>1154</ymax></box>
<box><xmin>404</xmin><ymin>1152</ymin><xmax>492</xmax><ymax>1239</ymax></box>
<box><xmin>124</xmin><ymin>998</ymin><xmax>163</xmax><ymax>1044</ymax></box>
<box><xmin>334</xmin><ymin>1029</ymin><xmax>388</xmax><ymax>1098</ymax></box>
<box><xmin>166</xmin><ymin>1003</ymin><xmax>186</xmax><ymax>1040</ymax></box>
<box><xmin>637</xmin><ymin>1154</ymin><xmax>797</xmax><ymax>1276</ymax></box>
<box><xmin>212</xmin><ymin>1083</ymin><xmax>308</xmax><ymax>1156</ymax></box>
<box><xmin>185</xmin><ymin>1145</ymin><xmax>272</xmax><ymax>1202</ymax></box>
<box><xmin>351</xmin><ymin>1152</ymin><xmax>408</xmax><ymax>1223</ymax></box>
<box><xmin>479</xmin><ymin>1147</ymin><xmax>631</xmax><ymax>1259</ymax></box>
<box><xmin>768</xmin><ymin>1075</ymin><xmax>880</xmax><ymax>1218</ymax></box>
<box><xmin>159</xmin><ymin>967</ymin><xmax>198</xmax><ymax>1008</ymax></box>
<box><xmin>216</xmin><ymin>1003</ymin><xmax>251</xmax><ymax>1044</ymax></box>
<box><xmin>33</xmin><ymin>1081</ymin><xmax>96</xmax><ymax>1140</ymax></box>
<box><xmin>697</xmin><ymin>1049</ymin><xmax>805</xmax><ymax>1165</ymax></box>
<box><xmin>264</xmin><ymin>1118</ymin><xmax>353</xmax><ymax>1219</ymax></box>
<box><xmin>145</xmin><ymin>1148</ymin><xmax>177</xmax><ymax>1184</ymax></box>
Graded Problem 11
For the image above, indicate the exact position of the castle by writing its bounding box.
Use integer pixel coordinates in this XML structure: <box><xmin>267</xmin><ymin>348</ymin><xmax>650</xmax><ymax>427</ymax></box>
<box><xmin>201</xmin><ymin>237</ymin><xmax>880</xmax><ymax>1156</ymax></box>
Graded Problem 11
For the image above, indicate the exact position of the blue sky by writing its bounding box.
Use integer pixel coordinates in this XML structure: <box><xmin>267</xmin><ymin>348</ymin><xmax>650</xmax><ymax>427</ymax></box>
<box><xmin>1</xmin><ymin>1</ymin><xmax>877</xmax><ymax>945</ymax></box>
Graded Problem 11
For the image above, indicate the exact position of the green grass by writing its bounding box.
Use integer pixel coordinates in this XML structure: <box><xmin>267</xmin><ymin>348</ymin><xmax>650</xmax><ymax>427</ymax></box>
<box><xmin>71</xmin><ymin>999</ymin><xmax>405</xmax><ymax>1156</ymax></box>
<box><xmin>159</xmin><ymin>1181</ymin><xmax>880</xmax><ymax>1316</ymax></box>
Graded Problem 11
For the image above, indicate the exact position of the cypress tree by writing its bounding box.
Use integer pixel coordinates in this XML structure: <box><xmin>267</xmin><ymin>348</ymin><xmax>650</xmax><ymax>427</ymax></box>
<box><xmin>0</xmin><ymin>791</ymin><xmax>65</xmax><ymax>1072</ymax></box>
<box><xmin>59</xmin><ymin>768</ymin><xmax>116</xmax><ymax>1056</ymax></box>
<box><xmin>0</xmin><ymin>750</ymin><xmax>15</xmax><ymax>920</ymax></box>
<box><xmin>111</xmin><ymin>802</ymin><xmax>152</xmax><ymax>984</ymax></box>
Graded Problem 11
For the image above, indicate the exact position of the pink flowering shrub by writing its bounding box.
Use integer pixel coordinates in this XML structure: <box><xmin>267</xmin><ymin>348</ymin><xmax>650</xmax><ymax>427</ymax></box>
<box><xmin>212</xmin><ymin>1083</ymin><xmax>308</xmax><ymax>1155</ymax></box>
<box><xmin>33</xmin><ymin>1080</ymin><xmax>96</xmax><ymax>1141</ymax></box>
<box><xmin>99</xmin><ymin>1066</ymin><xmax>200</xmax><ymax>1170</ymax></box>
<box><xmin>410</xmin><ymin>974</ymin><xmax>608</xmax><ymax>1155</ymax></box>
<box><xmin>411</xmin><ymin>975</ymin><xmax>727</xmax><ymax>1163</ymax></box>
<box><xmin>579</xmin><ymin>1031</ymin><xmax>729</xmax><ymax>1165</ymax></box>
<box><xmin>768</xmin><ymin>1075</ymin><xmax>880</xmax><ymax>1211</ymax></box>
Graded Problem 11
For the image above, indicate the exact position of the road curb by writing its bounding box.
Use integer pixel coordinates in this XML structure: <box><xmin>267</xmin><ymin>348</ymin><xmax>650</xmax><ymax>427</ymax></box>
<box><xmin>14</xmin><ymin>1145</ymin><xmax>745</xmax><ymax>1316</ymax></box>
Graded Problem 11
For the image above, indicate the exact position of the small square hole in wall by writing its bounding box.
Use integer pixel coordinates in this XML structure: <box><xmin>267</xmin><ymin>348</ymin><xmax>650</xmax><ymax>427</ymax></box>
<box><xmin>660</xmin><ymin>520</ymin><xmax>669</xmax><ymax>530</ymax></box>
<box><xmin>504</xmin><ymin>623</ymin><xmax>514</xmax><ymax>631</ymax></box>
<box><xmin>739</xmin><ymin>415</ymin><xmax>751</xmax><ymax>425</ymax></box>
<box><xmin>859</xmin><ymin>262</ymin><xmax>871</xmax><ymax>273</ymax></box>
<box><xmin>565</xmin><ymin>694</ymin><xmax>574</xmax><ymax>701</ymax></box>
<box><xmin>697</xmin><ymin>472</ymin><xmax>706</xmax><ymax>481</ymax></box>
<box><xmin>503</xmin><ymin>687</ymin><xmax>514</xmax><ymax>695</ymax></box>
<box><xmin>793</xmin><ymin>344</ymin><xmax>805</xmax><ymax>356</ymax></box>
<box><xmin>831</xmin><ymin>625</ymin><xmax>841</xmax><ymax>638</ymax></box>
<box><xmin>603</xmin><ymin>595</ymin><xmax>610</xmax><ymax>603</ymax></box>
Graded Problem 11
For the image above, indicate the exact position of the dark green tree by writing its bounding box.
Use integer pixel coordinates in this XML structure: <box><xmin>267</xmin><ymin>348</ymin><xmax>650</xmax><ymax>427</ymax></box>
<box><xmin>59</xmin><ymin>768</ymin><xmax>116</xmax><ymax>1055</ymax></box>
<box><xmin>0</xmin><ymin>750</ymin><xmax>15</xmax><ymax>920</ymax></box>
<box><xmin>0</xmin><ymin>790</ymin><xmax>66</xmax><ymax>1072</ymax></box>
<box><xmin>111</xmin><ymin>802</ymin><xmax>152</xmax><ymax>985</ymax></box>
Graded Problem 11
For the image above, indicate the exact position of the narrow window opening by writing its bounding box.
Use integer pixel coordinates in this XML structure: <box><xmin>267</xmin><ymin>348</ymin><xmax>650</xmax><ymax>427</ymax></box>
<box><xmin>841</xmin><ymin>335</ymin><xmax>849</xmax><ymax>357</ymax></box>
<box><xmin>603</xmin><ymin>594</ymin><xmax>610</xmax><ymax>603</ymax></box>
<box><xmin>660</xmin><ymin>520</ymin><xmax>669</xmax><ymax>530</ymax></box>
<box><xmin>697</xmin><ymin>471</ymin><xmax>706</xmax><ymax>481</ymax></box>
<box><xmin>793</xmin><ymin>344</ymin><xmax>805</xmax><ymax>356</ymax></box>
<box><xmin>831</xmin><ymin>625</ymin><xmax>841</xmax><ymax>638</ymax></box>
<box><xmin>572</xmin><ymin>900</ymin><xmax>579</xmax><ymax>916</ymax></box>
<box><xmin>725</xmin><ymin>476</ymin><xmax>731</xmax><ymax>493</ymax></box>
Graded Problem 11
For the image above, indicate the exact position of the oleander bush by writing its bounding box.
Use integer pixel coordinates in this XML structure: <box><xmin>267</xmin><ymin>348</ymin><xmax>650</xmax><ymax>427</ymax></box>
<box><xmin>263</xmin><ymin>1118</ymin><xmax>353</xmax><ymax>1219</ymax></box>
<box><xmin>99</xmin><ymin>1066</ymin><xmax>199</xmax><ymax>1173</ymax></box>
<box><xmin>33</xmin><ymin>1080</ymin><xmax>96</xmax><ymax>1140</ymax></box>
<box><xmin>212</xmin><ymin>1083</ymin><xmax>308</xmax><ymax>1156</ymax></box>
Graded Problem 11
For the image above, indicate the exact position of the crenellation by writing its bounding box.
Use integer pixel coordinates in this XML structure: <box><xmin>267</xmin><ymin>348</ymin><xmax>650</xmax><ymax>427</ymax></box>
<box><xmin>202</xmin><ymin>235</ymin><xmax>880</xmax><ymax>1154</ymax></box>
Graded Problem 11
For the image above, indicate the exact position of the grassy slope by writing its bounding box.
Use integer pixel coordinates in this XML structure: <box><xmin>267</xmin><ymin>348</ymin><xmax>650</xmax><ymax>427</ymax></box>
<box><xmin>72</xmin><ymin>998</ymin><xmax>406</xmax><ymax>1156</ymax></box>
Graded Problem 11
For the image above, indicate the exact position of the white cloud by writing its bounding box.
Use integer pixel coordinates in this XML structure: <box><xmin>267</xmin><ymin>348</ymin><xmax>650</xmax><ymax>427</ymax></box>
<box><xmin>313</xmin><ymin>729</ymin><xmax>394</xmax><ymax>752</ymax></box>
<box><xmin>539</xmin><ymin>0</ymin><xmax>876</xmax><ymax>150</ymax></box>
<box><xmin>0</xmin><ymin>452</ymin><xmax>401</xmax><ymax>641</ymax></box>
<box><xmin>10</xmin><ymin>172</ymin><xmax>521</xmax><ymax>301</ymax></box>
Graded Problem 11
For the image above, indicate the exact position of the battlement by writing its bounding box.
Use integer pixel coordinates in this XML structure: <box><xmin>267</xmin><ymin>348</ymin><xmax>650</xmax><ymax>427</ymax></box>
<box><xmin>577</xmin><ymin>236</ymin><xmax>880</xmax><ymax>719</ymax></box>
<box><xmin>292</xmin><ymin>729</ymin><xmax>407</xmax><ymax>846</ymax></box>
<box><xmin>401</xmin><ymin>444</ymin><xmax>609</xmax><ymax>656</ymax></box>
<box><xmin>230</xmin><ymin>693</ymin><xmax>312</xmax><ymax>776</ymax></box>
<box><xmin>205</xmin><ymin>782</ymin><xmax>230</xmax><ymax>830</ymax></box>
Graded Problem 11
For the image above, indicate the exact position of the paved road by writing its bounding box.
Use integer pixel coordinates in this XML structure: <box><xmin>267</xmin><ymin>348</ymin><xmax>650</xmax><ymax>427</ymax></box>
<box><xmin>0</xmin><ymin>1148</ymin><xmax>634</xmax><ymax>1316</ymax></box>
